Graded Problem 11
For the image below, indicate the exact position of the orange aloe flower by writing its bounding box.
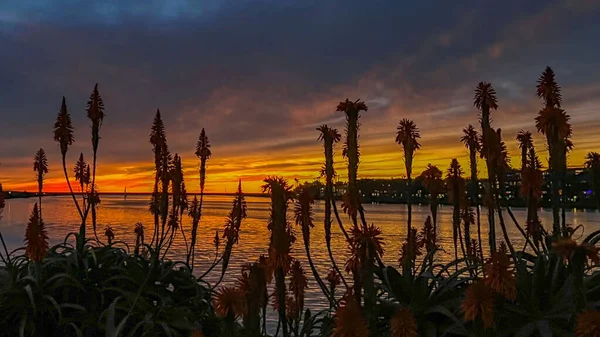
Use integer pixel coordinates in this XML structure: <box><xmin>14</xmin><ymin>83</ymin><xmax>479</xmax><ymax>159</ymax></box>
<box><xmin>390</xmin><ymin>308</ymin><xmax>418</xmax><ymax>337</ymax></box>
<box><xmin>289</xmin><ymin>260</ymin><xmax>308</xmax><ymax>305</ymax></box>
<box><xmin>552</xmin><ymin>237</ymin><xmax>599</xmax><ymax>265</ymax></box>
<box><xmin>104</xmin><ymin>226</ymin><xmax>115</xmax><ymax>245</ymax></box>
<box><xmin>582</xmin><ymin>244</ymin><xmax>600</xmax><ymax>265</ymax></box>
<box><xmin>332</xmin><ymin>292</ymin><xmax>368</xmax><ymax>337</ymax></box>
<box><xmin>484</xmin><ymin>246</ymin><xmax>516</xmax><ymax>301</ymax></box>
<box><xmin>326</xmin><ymin>269</ymin><xmax>341</xmax><ymax>289</ymax></box>
<box><xmin>399</xmin><ymin>227</ymin><xmax>422</xmax><ymax>265</ymax></box>
<box><xmin>190</xmin><ymin>329</ymin><xmax>204</xmax><ymax>337</ymax></box>
<box><xmin>346</xmin><ymin>224</ymin><xmax>385</xmax><ymax>275</ymax></box>
<box><xmin>462</xmin><ymin>281</ymin><xmax>494</xmax><ymax>329</ymax></box>
<box><xmin>213</xmin><ymin>286</ymin><xmax>244</xmax><ymax>318</ymax></box>
<box><xmin>24</xmin><ymin>203</ymin><xmax>48</xmax><ymax>262</ymax></box>
<box><xmin>576</xmin><ymin>311</ymin><xmax>600</xmax><ymax>337</ymax></box>
<box><xmin>552</xmin><ymin>237</ymin><xmax>578</xmax><ymax>259</ymax></box>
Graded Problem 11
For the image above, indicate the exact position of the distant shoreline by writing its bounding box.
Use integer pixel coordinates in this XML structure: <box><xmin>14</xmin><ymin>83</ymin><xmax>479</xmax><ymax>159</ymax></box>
<box><xmin>4</xmin><ymin>191</ymin><xmax>600</xmax><ymax>210</ymax></box>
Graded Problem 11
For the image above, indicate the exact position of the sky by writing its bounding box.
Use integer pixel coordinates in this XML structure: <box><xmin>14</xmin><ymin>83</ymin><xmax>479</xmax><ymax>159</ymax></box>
<box><xmin>1</xmin><ymin>0</ymin><xmax>599</xmax><ymax>193</ymax></box>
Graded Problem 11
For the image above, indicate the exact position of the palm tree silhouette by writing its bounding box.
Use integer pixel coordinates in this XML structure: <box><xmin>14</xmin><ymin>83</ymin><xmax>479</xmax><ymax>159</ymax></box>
<box><xmin>585</xmin><ymin>152</ymin><xmax>600</xmax><ymax>209</ymax></box>
<box><xmin>419</xmin><ymin>164</ymin><xmax>442</xmax><ymax>235</ymax></box>
<box><xmin>535</xmin><ymin>67</ymin><xmax>571</xmax><ymax>235</ymax></box>
<box><xmin>473</xmin><ymin>82</ymin><xmax>498</xmax><ymax>251</ymax></box>
<box><xmin>33</xmin><ymin>148</ymin><xmax>48</xmax><ymax>220</ymax></box>
<box><xmin>460</xmin><ymin>125</ymin><xmax>484</xmax><ymax>261</ymax></box>
<box><xmin>53</xmin><ymin>97</ymin><xmax>82</xmax><ymax>218</ymax></box>
<box><xmin>446</xmin><ymin>158</ymin><xmax>464</xmax><ymax>264</ymax></box>
<box><xmin>396</xmin><ymin>118</ymin><xmax>421</xmax><ymax>235</ymax></box>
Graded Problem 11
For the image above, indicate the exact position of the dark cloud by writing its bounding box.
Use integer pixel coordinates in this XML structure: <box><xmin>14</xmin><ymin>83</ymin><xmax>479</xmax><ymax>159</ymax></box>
<box><xmin>1</xmin><ymin>0</ymin><xmax>599</xmax><ymax>190</ymax></box>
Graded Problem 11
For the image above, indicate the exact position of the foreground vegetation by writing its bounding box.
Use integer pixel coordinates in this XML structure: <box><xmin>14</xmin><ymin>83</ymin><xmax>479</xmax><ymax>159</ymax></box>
<box><xmin>1</xmin><ymin>67</ymin><xmax>600</xmax><ymax>337</ymax></box>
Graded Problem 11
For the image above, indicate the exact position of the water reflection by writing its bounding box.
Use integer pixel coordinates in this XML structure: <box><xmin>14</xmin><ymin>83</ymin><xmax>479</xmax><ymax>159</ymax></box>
<box><xmin>2</xmin><ymin>195</ymin><xmax>600</xmax><ymax>314</ymax></box>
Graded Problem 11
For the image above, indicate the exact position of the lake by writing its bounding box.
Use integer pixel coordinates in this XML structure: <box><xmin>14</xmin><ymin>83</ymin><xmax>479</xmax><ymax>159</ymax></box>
<box><xmin>2</xmin><ymin>195</ymin><xmax>600</xmax><ymax>315</ymax></box>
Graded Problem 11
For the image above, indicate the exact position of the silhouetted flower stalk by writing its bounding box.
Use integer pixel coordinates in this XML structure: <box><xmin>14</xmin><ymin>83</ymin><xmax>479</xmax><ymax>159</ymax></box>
<box><xmin>332</xmin><ymin>290</ymin><xmax>368</xmax><ymax>337</ymax></box>
<box><xmin>149</xmin><ymin>109</ymin><xmax>167</xmax><ymax>247</ymax></box>
<box><xmin>33</xmin><ymin>148</ymin><xmax>48</xmax><ymax>221</ymax></box>
<box><xmin>326</xmin><ymin>269</ymin><xmax>341</xmax><ymax>308</ymax></box>
<box><xmin>446</xmin><ymin>158</ymin><xmax>465</xmax><ymax>267</ymax></box>
<box><xmin>188</xmin><ymin>128</ymin><xmax>211</xmax><ymax>267</ymax></box>
<box><xmin>317</xmin><ymin>124</ymin><xmax>349</xmax><ymax>288</ymax></box>
<box><xmin>262</xmin><ymin>176</ymin><xmax>294</xmax><ymax>337</ymax></box>
<box><xmin>104</xmin><ymin>226</ymin><xmax>114</xmax><ymax>245</ymax></box>
<box><xmin>188</xmin><ymin>196</ymin><xmax>202</xmax><ymax>268</ymax></box>
<box><xmin>134</xmin><ymin>222</ymin><xmax>144</xmax><ymax>255</ymax></box>
<box><xmin>518</xmin><ymin>130</ymin><xmax>545</xmax><ymax>251</ymax></box>
<box><xmin>487</xmin><ymin>128</ymin><xmax>517</xmax><ymax>260</ymax></box>
<box><xmin>474</xmin><ymin>82</ymin><xmax>499</xmax><ymax>252</ymax></box>
<box><xmin>161</xmin><ymin>154</ymin><xmax>187</xmax><ymax>257</ymax></box>
<box><xmin>462</xmin><ymin>280</ymin><xmax>494</xmax><ymax>329</ymax></box>
<box><xmin>535</xmin><ymin>66</ymin><xmax>571</xmax><ymax>236</ymax></box>
<box><xmin>53</xmin><ymin>97</ymin><xmax>83</xmax><ymax>220</ymax></box>
<box><xmin>346</xmin><ymin>223</ymin><xmax>384</xmax><ymax>333</ymax></box>
<box><xmin>288</xmin><ymin>260</ymin><xmax>308</xmax><ymax>332</ymax></box>
<box><xmin>461</xmin><ymin>204</ymin><xmax>475</xmax><ymax>261</ymax></box>
<box><xmin>24</xmin><ymin>203</ymin><xmax>48</xmax><ymax>262</ymax></box>
<box><xmin>399</xmin><ymin>227</ymin><xmax>422</xmax><ymax>271</ymax></box>
<box><xmin>461</xmin><ymin>124</ymin><xmax>485</xmax><ymax>263</ymax></box>
<box><xmin>74</xmin><ymin>153</ymin><xmax>90</xmax><ymax>209</ymax></box>
<box><xmin>396</xmin><ymin>119</ymin><xmax>421</xmax><ymax>235</ymax></box>
<box><xmin>419</xmin><ymin>164</ymin><xmax>442</xmax><ymax>235</ymax></box>
<box><xmin>419</xmin><ymin>216</ymin><xmax>437</xmax><ymax>254</ymax></box>
<box><xmin>239</xmin><ymin>262</ymin><xmax>267</xmax><ymax>337</ymax></box>
<box><xmin>294</xmin><ymin>187</ymin><xmax>334</xmax><ymax>306</ymax></box>
<box><xmin>213</xmin><ymin>286</ymin><xmax>244</xmax><ymax>336</ymax></box>
<box><xmin>337</xmin><ymin>99</ymin><xmax>368</xmax><ymax>229</ymax></box>
<box><xmin>213</xmin><ymin>181</ymin><xmax>246</xmax><ymax>288</ymax></box>
<box><xmin>86</xmin><ymin>84</ymin><xmax>105</xmax><ymax>241</ymax></box>
<box><xmin>390</xmin><ymin>308</ymin><xmax>418</xmax><ymax>337</ymax></box>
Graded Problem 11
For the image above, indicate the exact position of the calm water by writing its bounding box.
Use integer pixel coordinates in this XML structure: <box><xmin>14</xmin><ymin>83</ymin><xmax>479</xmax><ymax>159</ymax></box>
<box><xmin>2</xmin><ymin>195</ymin><xmax>600</xmax><ymax>314</ymax></box>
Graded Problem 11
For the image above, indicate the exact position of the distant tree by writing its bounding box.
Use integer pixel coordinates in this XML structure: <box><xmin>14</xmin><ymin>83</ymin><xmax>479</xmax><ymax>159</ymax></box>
<box><xmin>585</xmin><ymin>152</ymin><xmax>600</xmax><ymax>209</ymax></box>
<box><xmin>396</xmin><ymin>118</ymin><xmax>421</xmax><ymax>235</ymax></box>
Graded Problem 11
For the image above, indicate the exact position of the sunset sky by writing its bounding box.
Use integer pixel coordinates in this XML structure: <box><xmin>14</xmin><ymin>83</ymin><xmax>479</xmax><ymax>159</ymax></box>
<box><xmin>1</xmin><ymin>0</ymin><xmax>599</xmax><ymax>193</ymax></box>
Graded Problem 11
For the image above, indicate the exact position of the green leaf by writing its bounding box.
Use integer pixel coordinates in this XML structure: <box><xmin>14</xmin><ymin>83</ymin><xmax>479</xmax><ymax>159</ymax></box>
<box><xmin>24</xmin><ymin>284</ymin><xmax>36</xmax><ymax>312</ymax></box>
<box><xmin>536</xmin><ymin>320</ymin><xmax>553</xmax><ymax>337</ymax></box>
<box><xmin>515</xmin><ymin>322</ymin><xmax>537</xmax><ymax>337</ymax></box>
<box><xmin>43</xmin><ymin>295</ymin><xmax>62</xmax><ymax>322</ymax></box>
<box><xmin>66</xmin><ymin>323</ymin><xmax>83</xmax><ymax>337</ymax></box>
